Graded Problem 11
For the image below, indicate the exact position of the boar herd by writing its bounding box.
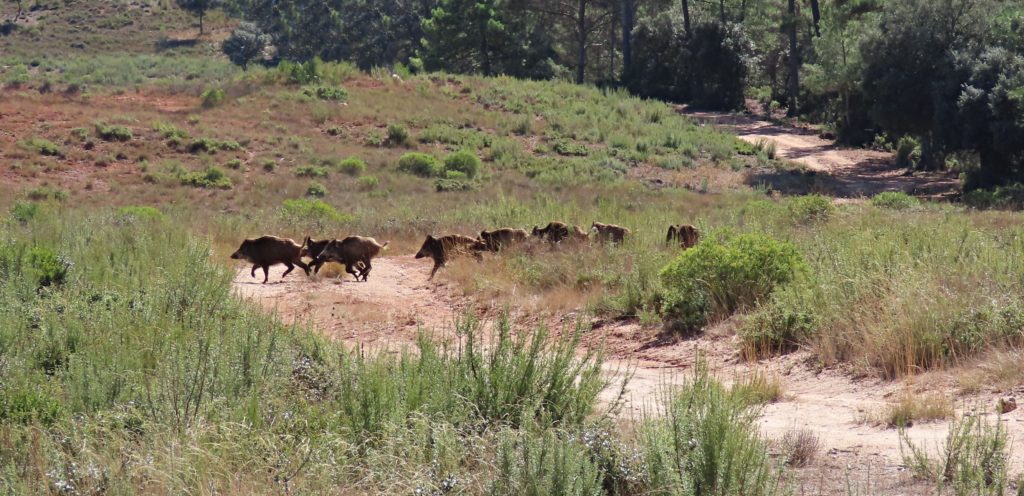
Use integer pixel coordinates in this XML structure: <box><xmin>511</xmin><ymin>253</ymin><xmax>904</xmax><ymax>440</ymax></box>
<box><xmin>230</xmin><ymin>221</ymin><xmax>699</xmax><ymax>283</ymax></box>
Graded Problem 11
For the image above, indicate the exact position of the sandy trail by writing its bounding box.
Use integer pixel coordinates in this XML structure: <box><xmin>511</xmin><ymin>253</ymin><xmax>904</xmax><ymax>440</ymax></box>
<box><xmin>234</xmin><ymin>257</ymin><xmax>1023</xmax><ymax>495</ymax></box>
<box><xmin>686</xmin><ymin>111</ymin><xmax>960</xmax><ymax>199</ymax></box>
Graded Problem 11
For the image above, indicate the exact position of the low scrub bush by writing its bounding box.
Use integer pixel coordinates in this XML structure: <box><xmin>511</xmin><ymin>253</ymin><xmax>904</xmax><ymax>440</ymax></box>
<box><xmin>491</xmin><ymin>429</ymin><xmax>604</xmax><ymax>495</ymax></box>
<box><xmin>739</xmin><ymin>291</ymin><xmax>817</xmax><ymax>359</ymax></box>
<box><xmin>306</xmin><ymin>182</ymin><xmax>327</xmax><ymax>197</ymax></box>
<box><xmin>280</xmin><ymin>198</ymin><xmax>350</xmax><ymax>225</ymax></box>
<box><xmin>901</xmin><ymin>413</ymin><xmax>1011</xmax><ymax>494</ymax></box>
<box><xmin>357</xmin><ymin>175</ymin><xmax>379</xmax><ymax>190</ymax></box>
<box><xmin>788</xmin><ymin>195</ymin><xmax>835</xmax><ymax>223</ymax></box>
<box><xmin>875</xmin><ymin>392</ymin><xmax>952</xmax><ymax>428</ymax></box>
<box><xmin>963</xmin><ymin>184</ymin><xmax>1024</xmax><ymax>210</ymax></box>
<box><xmin>295</xmin><ymin>164</ymin><xmax>329</xmax><ymax>178</ymax></box>
<box><xmin>187</xmin><ymin>137</ymin><xmax>242</xmax><ymax>154</ymax></box>
<box><xmin>179</xmin><ymin>166</ymin><xmax>233</xmax><ymax>189</ymax></box>
<box><xmin>9</xmin><ymin>201</ymin><xmax>40</xmax><ymax>224</ymax></box>
<box><xmin>435</xmin><ymin>178</ymin><xmax>474</xmax><ymax>192</ymax></box>
<box><xmin>27</xmin><ymin>245</ymin><xmax>72</xmax><ymax>288</ymax></box>
<box><xmin>895</xmin><ymin>136</ymin><xmax>920</xmax><ymax>168</ymax></box>
<box><xmin>871</xmin><ymin>191</ymin><xmax>920</xmax><ymax>210</ymax></box>
<box><xmin>337</xmin><ymin>157</ymin><xmax>367</xmax><ymax>176</ymax></box>
<box><xmin>23</xmin><ymin>137</ymin><xmax>60</xmax><ymax>156</ymax></box>
<box><xmin>225</xmin><ymin>158</ymin><xmax>242</xmax><ymax>170</ymax></box>
<box><xmin>116</xmin><ymin>206</ymin><xmax>164</xmax><ymax>221</ymax></box>
<box><xmin>398</xmin><ymin>152</ymin><xmax>444</xmax><ymax>177</ymax></box>
<box><xmin>660</xmin><ymin>233</ymin><xmax>806</xmax><ymax>334</ymax></box>
<box><xmin>200</xmin><ymin>87</ymin><xmax>225</xmax><ymax>108</ymax></box>
<box><xmin>386</xmin><ymin>123</ymin><xmax>411</xmax><ymax>146</ymax></box>
<box><xmin>444</xmin><ymin>150</ymin><xmax>482</xmax><ymax>179</ymax></box>
<box><xmin>152</xmin><ymin>121</ymin><xmax>188</xmax><ymax>140</ymax></box>
<box><xmin>302</xmin><ymin>85</ymin><xmax>348</xmax><ymax>101</ymax></box>
<box><xmin>552</xmin><ymin>139</ymin><xmax>589</xmax><ymax>156</ymax></box>
<box><xmin>25</xmin><ymin>186</ymin><xmax>69</xmax><ymax>202</ymax></box>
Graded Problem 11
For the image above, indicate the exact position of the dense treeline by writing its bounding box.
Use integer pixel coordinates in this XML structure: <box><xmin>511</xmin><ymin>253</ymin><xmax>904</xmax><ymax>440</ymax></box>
<box><xmin>212</xmin><ymin>0</ymin><xmax>1024</xmax><ymax>190</ymax></box>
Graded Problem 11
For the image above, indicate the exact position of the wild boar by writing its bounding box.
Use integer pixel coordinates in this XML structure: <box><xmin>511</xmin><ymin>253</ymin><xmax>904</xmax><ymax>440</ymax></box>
<box><xmin>569</xmin><ymin>225</ymin><xmax>590</xmax><ymax>243</ymax></box>
<box><xmin>302</xmin><ymin>237</ymin><xmax>333</xmax><ymax>273</ymax></box>
<box><xmin>230</xmin><ymin>235</ymin><xmax>310</xmax><ymax>284</ymax></box>
<box><xmin>479</xmin><ymin>228</ymin><xmax>528</xmax><ymax>251</ymax></box>
<box><xmin>666</xmin><ymin>224</ymin><xmax>700</xmax><ymax>249</ymax></box>
<box><xmin>415</xmin><ymin>234</ymin><xmax>485</xmax><ymax>279</ymax></box>
<box><xmin>591</xmin><ymin>222</ymin><xmax>630</xmax><ymax>243</ymax></box>
<box><xmin>312</xmin><ymin>236</ymin><xmax>389</xmax><ymax>282</ymax></box>
<box><xmin>530</xmin><ymin>222</ymin><xmax>571</xmax><ymax>243</ymax></box>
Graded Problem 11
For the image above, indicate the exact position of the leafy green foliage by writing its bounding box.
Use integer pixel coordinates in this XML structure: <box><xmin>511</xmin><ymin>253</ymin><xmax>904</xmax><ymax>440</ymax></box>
<box><xmin>306</xmin><ymin>181</ymin><xmax>327</xmax><ymax>197</ymax></box>
<box><xmin>9</xmin><ymin>201</ymin><xmax>40</xmax><ymax>224</ymax></box>
<box><xmin>386</xmin><ymin>123</ymin><xmax>410</xmax><ymax>146</ymax></box>
<box><xmin>295</xmin><ymin>164</ymin><xmax>329</xmax><ymax>178</ymax></box>
<box><xmin>27</xmin><ymin>245</ymin><xmax>71</xmax><ymax>288</ymax></box>
<box><xmin>443</xmin><ymin>150</ymin><xmax>482</xmax><ymax>179</ymax></box>
<box><xmin>187</xmin><ymin>137</ymin><xmax>241</xmax><ymax>154</ymax></box>
<box><xmin>23</xmin><ymin>137</ymin><xmax>60</xmax><ymax>156</ymax></box>
<box><xmin>280</xmin><ymin>198</ymin><xmax>350</xmax><ymax>224</ymax></box>
<box><xmin>25</xmin><ymin>186</ymin><xmax>69</xmax><ymax>202</ymax></box>
<box><xmin>116</xmin><ymin>206</ymin><xmax>164</xmax><ymax>221</ymax></box>
<box><xmin>901</xmin><ymin>413</ymin><xmax>1012</xmax><ymax>495</ymax></box>
<box><xmin>337</xmin><ymin>157</ymin><xmax>367</xmax><ymax>176</ymax></box>
<box><xmin>95</xmin><ymin>123</ymin><xmax>133</xmax><ymax>142</ymax></box>
<box><xmin>660</xmin><ymin>233</ymin><xmax>806</xmax><ymax>334</ymax></box>
<box><xmin>398</xmin><ymin>152</ymin><xmax>444</xmax><ymax>177</ymax></box>
<box><xmin>179</xmin><ymin>166</ymin><xmax>233</xmax><ymax>189</ymax></box>
<box><xmin>200</xmin><ymin>86</ymin><xmax>225</xmax><ymax>108</ymax></box>
<box><xmin>871</xmin><ymin>191</ymin><xmax>920</xmax><ymax>210</ymax></box>
<box><xmin>222</xmin><ymin>21</ymin><xmax>269</xmax><ymax>69</ymax></box>
<box><xmin>788</xmin><ymin>195</ymin><xmax>835</xmax><ymax>223</ymax></box>
<box><xmin>302</xmin><ymin>85</ymin><xmax>348</xmax><ymax>101</ymax></box>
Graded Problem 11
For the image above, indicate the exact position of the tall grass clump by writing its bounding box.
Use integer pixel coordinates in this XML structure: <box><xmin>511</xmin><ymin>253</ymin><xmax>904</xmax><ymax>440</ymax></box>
<box><xmin>639</xmin><ymin>358</ymin><xmax>783</xmax><ymax>495</ymax></box>
<box><xmin>871</xmin><ymin>191</ymin><xmax>920</xmax><ymax>210</ymax></box>
<box><xmin>787</xmin><ymin>194</ymin><xmax>835</xmax><ymax>223</ymax></box>
<box><xmin>659</xmin><ymin>233</ymin><xmax>806</xmax><ymax>334</ymax></box>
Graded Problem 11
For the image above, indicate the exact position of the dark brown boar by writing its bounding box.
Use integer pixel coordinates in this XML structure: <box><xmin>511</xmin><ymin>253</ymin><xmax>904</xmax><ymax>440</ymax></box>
<box><xmin>230</xmin><ymin>235</ymin><xmax>310</xmax><ymax>283</ymax></box>
<box><xmin>530</xmin><ymin>222</ymin><xmax>571</xmax><ymax>243</ymax></box>
<box><xmin>312</xmin><ymin>236</ymin><xmax>388</xmax><ymax>281</ymax></box>
<box><xmin>479</xmin><ymin>228</ymin><xmax>528</xmax><ymax>251</ymax></box>
<box><xmin>591</xmin><ymin>222</ymin><xmax>630</xmax><ymax>243</ymax></box>
<box><xmin>666</xmin><ymin>224</ymin><xmax>700</xmax><ymax>249</ymax></box>
<box><xmin>415</xmin><ymin>234</ymin><xmax>485</xmax><ymax>279</ymax></box>
<box><xmin>302</xmin><ymin>237</ymin><xmax>333</xmax><ymax>273</ymax></box>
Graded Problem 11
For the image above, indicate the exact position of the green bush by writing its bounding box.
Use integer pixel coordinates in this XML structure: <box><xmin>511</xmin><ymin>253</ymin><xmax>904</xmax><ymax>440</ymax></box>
<box><xmin>337</xmin><ymin>157</ymin><xmax>367</xmax><ymax>176</ymax></box>
<box><xmin>398</xmin><ymin>152</ymin><xmax>444</xmax><ymax>177</ymax></box>
<box><xmin>295</xmin><ymin>165</ymin><xmax>329</xmax><ymax>178</ymax></box>
<box><xmin>895</xmin><ymin>136</ymin><xmax>920</xmax><ymax>168</ymax></box>
<box><xmin>27</xmin><ymin>246</ymin><xmax>71</xmax><ymax>288</ymax></box>
<box><xmin>187</xmin><ymin>137</ymin><xmax>242</xmax><ymax>154</ymax></box>
<box><xmin>660</xmin><ymin>233</ymin><xmax>807</xmax><ymax>334</ymax></box>
<box><xmin>10</xmin><ymin>202</ymin><xmax>40</xmax><ymax>224</ymax></box>
<box><xmin>261</xmin><ymin>159</ymin><xmax>277</xmax><ymax>172</ymax></box>
<box><xmin>201</xmin><ymin>87</ymin><xmax>226</xmax><ymax>108</ymax></box>
<box><xmin>871</xmin><ymin>191</ymin><xmax>920</xmax><ymax>210</ymax></box>
<box><xmin>280</xmin><ymin>198</ymin><xmax>350</xmax><ymax>224</ymax></box>
<box><xmin>901</xmin><ymin>413</ymin><xmax>1012</xmax><ymax>495</ymax></box>
<box><xmin>491</xmin><ymin>430</ymin><xmax>604</xmax><ymax>496</ymax></box>
<box><xmin>444</xmin><ymin>150</ymin><xmax>482</xmax><ymax>179</ymax></box>
<box><xmin>26</xmin><ymin>186</ymin><xmax>69</xmax><ymax>202</ymax></box>
<box><xmin>739</xmin><ymin>293</ymin><xmax>817</xmax><ymax>359</ymax></box>
<box><xmin>788</xmin><ymin>195</ymin><xmax>835</xmax><ymax>223</ymax></box>
<box><xmin>0</xmin><ymin>385</ymin><xmax>65</xmax><ymax>426</ymax></box>
<box><xmin>179</xmin><ymin>166</ymin><xmax>233</xmax><ymax>189</ymax></box>
<box><xmin>552</xmin><ymin>139</ymin><xmax>589</xmax><ymax>156</ymax></box>
<box><xmin>306</xmin><ymin>182</ymin><xmax>328</xmax><ymax>197</ymax></box>
<box><xmin>962</xmin><ymin>184</ymin><xmax>1024</xmax><ymax>210</ymax></box>
<box><xmin>24</xmin><ymin>137</ymin><xmax>60</xmax><ymax>156</ymax></box>
<box><xmin>95</xmin><ymin>123</ymin><xmax>133</xmax><ymax>142</ymax></box>
<box><xmin>225</xmin><ymin>158</ymin><xmax>243</xmax><ymax>170</ymax></box>
<box><xmin>435</xmin><ymin>178</ymin><xmax>473</xmax><ymax>192</ymax></box>
<box><xmin>386</xmin><ymin>123</ymin><xmax>410</xmax><ymax>146</ymax></box>
<box><xmin>357</xmin><ymin>175</ymin><xmax>379</xmax><ymax>191</ymax></box>
<box><xmin>302</xmin><ymin>86</ymin><xmax>348</xmax><ymax>101</ymax></box>
<box><xmin>152</xmin><ymin>121</ymin><xmax>188</xmax><ymax>140</ymax></box>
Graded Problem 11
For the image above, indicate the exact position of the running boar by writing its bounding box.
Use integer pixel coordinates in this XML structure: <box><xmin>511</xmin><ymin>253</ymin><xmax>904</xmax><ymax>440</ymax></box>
<box><xmin>569</xmin><ymin>225</ymin><xmax>590</xmax><ymax>243</ymax></box>
<box><xmin>302</xmin><ymin>237</ymin><xmax>333</xmax><ymax>273</ymax></box>
<box><xmin>230</xmin><ymin>235</ymin><xmax>310</xmax><ymax>284</ymax></box>
<box><xmin>415</xmin><ymin>234</ymin><xmax>485</xmax><ymax>279</ymax></box>
<box><xmin>591</xmin><ymin>222</ymin><xmax>630</xmax><ymax>243</ymax></box>
<box><xmin>531</xmin><ymin>222</ymin><xmax>571</xmax><ymax>243</ymax></box>
<box><xmin>479</xmin><ymin>228</ymin><xmax>528</xmax><ymax>251</ymax></box>
<box><xmin>313</xmin><ymin>236</ymin><xmax>389</xmax><ymax>282</ymax></box>
<box><xmin>666</xmin><ymin>224</ymin><xmax>700</xmax><ymax>249</ymax></box>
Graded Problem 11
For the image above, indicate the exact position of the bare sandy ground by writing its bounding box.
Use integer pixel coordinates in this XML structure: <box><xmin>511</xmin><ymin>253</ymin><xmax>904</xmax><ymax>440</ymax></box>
<box><xmin>234</xmin><ymin>259</ymin><xmax>1023</xmax><ymax>495</ymax></box>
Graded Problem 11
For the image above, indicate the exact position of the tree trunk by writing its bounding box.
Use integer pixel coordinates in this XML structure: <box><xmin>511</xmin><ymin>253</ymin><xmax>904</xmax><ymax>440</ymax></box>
<box><xmin>786</xmin><ymin>0</ymin><xmax>800</xmax><ymax>116</ymax></box>
<box><xmin>199</xmin><ymin>9</ymin><xmax>204</xmax><ymax>35</ymax></box>
<box><xmin>576</xmin><ymin>0</ymin><xmax>587</xmax><ymax>84</ymax></box>
<box><xmin>719</xmin><ymin>0</ymin><xmax>726</xmax><ymax>23</ymax></box>
<box><xmin>810</xmin><ymin>0</ymin><xmax>821</xmax><ymax>37</ymax></box>
<box><xmin>681</xmin><ymin>0</ymin><xmax>691</xmax><ymax>36</ymax></box>
<box><xmin>622</xmin><ymin>0</ymin><xmax>634</xmax><ymax>69</ymax></box>
<box><xmin>480</xmin><ymin>19</ymin><xmax>492</xmax><ymax>76</ymax></box>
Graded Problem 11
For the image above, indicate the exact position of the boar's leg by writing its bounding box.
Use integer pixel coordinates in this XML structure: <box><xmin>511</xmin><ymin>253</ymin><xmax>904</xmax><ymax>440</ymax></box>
<box><xmin>251</xmin><ymin>264</ymin><xmax>259</xmax><ymax>278</ymax></box>
<box><xmin>282</xmin><ymin>262</ymin><xmax>295</xmax><ymax>279</ymax></box>
<box><xmin>295</xmin><ymin>259</ymin><xmax>310</xmax><ymax>276</ymax></box>
<box><xmin>344</xmin><ymin>261</ymin><xmax>361</xmax><ymax>281</ymax></box>
<box><xmin>261</xmin><ymin>264</ymin><xmax>270</xmax><ymax>284</ymax></box>
<box><xmin>428</xmin><ymin>259</ymin><xmax>443</xmax><ymax>279</ymax></box>
<box><xmin>359</xmin><ymin>258</ymin><xmax>372</xmax><ymax>281</ymax></box>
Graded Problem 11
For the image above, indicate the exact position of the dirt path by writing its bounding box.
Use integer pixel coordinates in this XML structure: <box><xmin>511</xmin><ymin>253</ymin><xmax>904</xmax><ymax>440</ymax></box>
<box><xmin>686</xmin><ymin>111</ymin><xmax>960</xmax><ymax>199</ymax></box>
<box><xmin>234</xmin><ymin>257</ymin><xmax>1024</xmax><ymax>494</ymax></box>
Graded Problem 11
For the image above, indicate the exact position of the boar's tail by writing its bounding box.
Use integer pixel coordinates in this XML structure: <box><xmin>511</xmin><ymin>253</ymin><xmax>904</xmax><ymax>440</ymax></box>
<box><xmin>380</xmin><ymin>241</ymin><xmax>390</xmax><ymax>250</ymax></box>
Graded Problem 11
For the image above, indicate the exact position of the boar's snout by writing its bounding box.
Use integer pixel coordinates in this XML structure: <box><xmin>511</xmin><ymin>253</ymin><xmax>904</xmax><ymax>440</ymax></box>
<box><xmin>230</xmin><ymin>250</ymin><xmax>242</xmax><ymax>259</ymax></box>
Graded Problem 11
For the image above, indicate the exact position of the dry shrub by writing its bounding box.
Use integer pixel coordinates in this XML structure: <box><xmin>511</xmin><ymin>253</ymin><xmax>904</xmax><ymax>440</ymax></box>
<box><xmin>731</xmin><ymin>370</ymin><xmax>784</xmax><ymax>404</ymax></box>
<box><xmin>780</xmin><ymin>428</ymin><xmax>820</xmax><ymax>468</ymax></box>
<box><xmin>872</xmin><ymin>391</ymin><xmax>953</xmax><ymax>428</ymax></box>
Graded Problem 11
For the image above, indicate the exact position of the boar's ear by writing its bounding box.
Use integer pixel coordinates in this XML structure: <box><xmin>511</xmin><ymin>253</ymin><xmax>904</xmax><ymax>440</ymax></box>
<box><xmin>426</xmin><ymin>234</ymin><xmax>434</xmax><ymax>241</ymax></box>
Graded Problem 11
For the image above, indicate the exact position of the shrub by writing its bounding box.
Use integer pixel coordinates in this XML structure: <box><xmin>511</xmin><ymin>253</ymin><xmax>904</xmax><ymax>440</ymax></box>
<box><xmin>901</xmin><ymin>413</ymin><xmax>1012</xmax><ymax>494</ymax></box>
<box><xmin>895</xmin><ymin>136</ymin><xmax>920</xmax><ymax>168</ymax></box>
<box><xmin>788</xmin><ymin>194</ymin><xmax>835</xmax><ymax>223</ymax></box>
<box><xmin>780</xmin><ymin>429</ymin><xmax>820</xmax><ymax>468</ymax></box>
<box><xmin>187</xmin><ymin>138</ymin><xmax>241</xmax><ymax>154</ymax></box>
<box><xmin>444</xmin><ymin>170</ymin><xmax>468</xmax><ymax>180</ymax></box>
<box><xmin>435</xmin><ymin>178</ymin><xmax>473</xmax><ymax>192</ymax></box>
<box><xmin>337</xmin><ymin>157</ymin><xmax>366</xmax><ymax>176</ymax></box>
<box><xmin>116</xmin><ymin>206</ymin><xmax>164</xmax><ymax>221</ymax></box>
<box><xmin>754</xmin><ymin>138</ymin><xmax>777</xmax><ymax>159</ymax></box>
<box><xmin>491</xmin><ymin>430</ymin><xmax>604</xmax><ymax>495</ymax></box>
<box><xmin>222</xmin><ymin>21</ymin><xmax>269</xmax><ymax>70</ymax></box>
<box><xmin>386</xmin><ymin>123</ymin><xmax>410</xmax><ymax>146</ymax></box>
<box><xmin>225</xmin><ymin>158</ymin><xmax>243</xmax><ymax>170</ymax></box>
<box><xmin>261</xmin><ymin>159</ymin><xmax>276</xmax><ymax>172</ymax></box>
<box><xmin>302</xmin><ymin>86</ymin><xmax>348</xmax><ymax>101</ymax></box>
<box><xmin>739</xmin><ymin>294</ymin><xmax>817</xmax><ymax>359</ymax></box>
<box><xmin>660</xmin><ymin>233</ymin><xmax>806</xmax><ymax>334</ymax></box>
<box><xmin>95</xmin><ymin>123</ymin><xmax>133</xmax><ymax>142</ymax></box>
<box><xmin>398</xmin><ymin>152</ymin><xmax>444</xmax><ymax>177</ymax></box>
<box><xmin>444</xmin><ymin>150</ymin><xmax>482</xmax><ymax>179</ymax></box>
<box><xmin>871</xmin><ymin>191</ymin><xmax>920</xmax><ymax>210</ymax></box>
<box><xmin>27</xmin><ymin>246</ymin><xmax>71</xmax><ymax>288</ymax></box>
<box><xmin>357</xmin><ymin>175</ymin><xmax>379</xmax><ymax>191</ymax></box>
<box><xmin>179</xmin><ymin>166</ymin><xmax>233</xmax><ymax>189</ymax></box>
<box><xmin>10</xmin><ymin>202</ymin><xmax>40</xmax><ymax>224</ymax></box>
<box><xmin>280</xmin><ymin>198</ymin><xmax>350</xmax><ymax>224</ymax></box>
<box><xmin>295</xmin><ymin>165</ymin><xmax>329</xmax><ymax>178</ymax></box>
<box><xmin>306</xmin><ymin>182</ymin><xmax>327</xmax><ymax>197</ymax></box>
<box><xmin>201</xmin><ymin>87</ymin><xmax>225</xmax><ymax>108</ymax></box>
<box><xmin>26</xmin><ymin>186</ymin><xmax>69</xmax><ymax>202</ymax></box>
<box><xmin>24</xmin><ymin>138</ymin><xmax>60</xmax><ymax>156</ymax></box>
<box><xmin>552</xmin><ymin>139</ymin><xmax>589</xmax><ymax>156</ymax></box>
<box><xmin>152</xmin><ymin>121</ymin><xmax>188</xmax><ymax>140</ymax></box>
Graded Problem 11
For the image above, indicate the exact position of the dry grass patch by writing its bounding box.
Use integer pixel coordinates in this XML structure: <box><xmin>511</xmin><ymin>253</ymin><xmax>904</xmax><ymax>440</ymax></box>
<box><xmin>869</xmin><ymin>391</ymin><xmax>954</xmax><ymax>428</ymax></box>
<box><xmin>779</xmin><ymin>428</ymin><xmax>820</xmax><ymax>467</ymax></box>
<box><xmin>731</xmin><ymin>370</ymin><xmax>785</xmax><ymax>404</ymax></box>
<box><xmin>955</xmin><ymin>349</ymin><xmax>1024</xmax><ymax>394</ymax></box>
